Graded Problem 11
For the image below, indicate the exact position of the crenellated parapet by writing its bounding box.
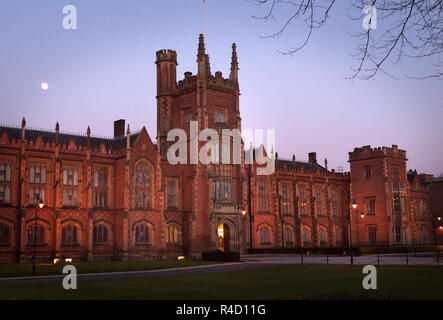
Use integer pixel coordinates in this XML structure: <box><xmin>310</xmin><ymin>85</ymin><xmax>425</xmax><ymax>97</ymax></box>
<box><xmin>156</xmin><ymin>49</ymin><xmax>177</xmax><ymax>97</ymax></box>
<box><xmin>207</xmin><ymin>71</ymin><xmax>238</xmax><ymax>93</ymax></box>
<box><xmin>155</xmin><ymin>49</ymin><xmax>177</xmax><ymax>64</ymax></box>
<box><xmin>349</xmin><ymin>144</ymin><xmax>407</xmax><ymax>161</ymax></box>
<box><xmin>176</xmin><ymin>70</ymin><xmax>239</xmax><ymax>95</ymax></box>
<box><xmin>176</xmin><ymin>72</ymin><xmax>198</xmax><ymax>95</ymax></box>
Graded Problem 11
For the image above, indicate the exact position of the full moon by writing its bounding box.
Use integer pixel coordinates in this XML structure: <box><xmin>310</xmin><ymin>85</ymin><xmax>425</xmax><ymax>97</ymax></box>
<box><xmin>41</xmin><ymin>82</ymin><xmax>49</xmax><ymax>90</ymax></box>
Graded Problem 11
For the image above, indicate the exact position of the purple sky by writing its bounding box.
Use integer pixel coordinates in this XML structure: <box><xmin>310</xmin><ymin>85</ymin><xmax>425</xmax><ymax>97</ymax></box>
<box><xmin>1</xmin><ymin>0</ymin><xmax>442</xmax><ymax>175</ymax></box>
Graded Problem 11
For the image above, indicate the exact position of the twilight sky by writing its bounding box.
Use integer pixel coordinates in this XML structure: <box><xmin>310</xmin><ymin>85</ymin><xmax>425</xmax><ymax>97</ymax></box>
<box><xmin>0</xmin><ymin>0</ymin><xmax>442</xmax><ymax>175</ymax></box>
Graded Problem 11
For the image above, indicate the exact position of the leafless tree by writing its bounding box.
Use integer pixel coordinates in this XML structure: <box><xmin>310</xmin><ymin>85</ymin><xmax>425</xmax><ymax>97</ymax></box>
<box><xmin>250</xmin><ymin>0</ymin><xmax>443</xmax><ymax>79</ymax></box>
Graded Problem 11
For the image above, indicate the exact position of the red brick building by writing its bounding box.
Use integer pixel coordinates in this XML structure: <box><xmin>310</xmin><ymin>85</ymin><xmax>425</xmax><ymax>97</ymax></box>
<box><xmin>0</xmin><ymin>35</ymin><xmax>438</xmax><ymax>263</ymax></box>
<box><xmin>427</xmin><ymin>177</ymin><xmax>443</xmax><ymax>244</ymax></box>
<box><xmin>349</xmin><ymin>145</ymin><xmax>434</xmax><ymax>247</ymax></box>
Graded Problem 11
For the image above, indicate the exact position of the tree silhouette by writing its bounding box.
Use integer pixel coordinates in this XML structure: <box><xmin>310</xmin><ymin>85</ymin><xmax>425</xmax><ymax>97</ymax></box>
<box><xmin>251</xmin><ymin>0</ymin><xmax>443</xmax><ymax>79</ymax></box>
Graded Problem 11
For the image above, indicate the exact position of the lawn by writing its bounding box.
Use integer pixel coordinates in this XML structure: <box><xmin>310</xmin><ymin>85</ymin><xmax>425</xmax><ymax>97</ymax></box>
<box><xmin>0</xmin><ymin>259</ymin><xmax>215</xmax><ymax>278</ymax></box>
<box><xmin>1</xmin><ymin>264</ymin><xmax>442</xmax><ymax>300</ymax></box>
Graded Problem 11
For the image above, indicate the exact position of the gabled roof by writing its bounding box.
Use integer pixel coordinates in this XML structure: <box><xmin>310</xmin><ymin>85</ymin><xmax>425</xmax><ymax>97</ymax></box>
<box><xmin>0</xmin><ymin>125</ymin><xmax>142</xmax><ymax>149</ymax></box>
<box><xmin>407</xmin><ymin>169</ymin><xmax>430</xmax><ymax>184</ymax></box>
<box><xmin>277</xmin><ymin>159</ymin><xmax>329</xmax><ymax>173</ymax></box>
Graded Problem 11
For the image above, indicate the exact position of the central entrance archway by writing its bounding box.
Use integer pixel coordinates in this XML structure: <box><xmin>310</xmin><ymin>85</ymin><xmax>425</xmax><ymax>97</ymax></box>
<box><xmin>217</xmin><ymin>223</ymin><xmax>231</xmax><ymax>252</ymax></box>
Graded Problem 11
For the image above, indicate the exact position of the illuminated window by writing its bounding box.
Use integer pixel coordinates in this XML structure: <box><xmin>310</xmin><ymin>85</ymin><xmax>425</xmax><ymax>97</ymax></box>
<box><xmin>167</xmin><ymin>224</ymin><xmax>181</xmax><ymax>245</ymax></box>
<box><xmin>299</xmin><ymin>185</ymin><xmax>308</xmax><ymax>215</ymax></box>
<box><xmin>281</xmin><ymin>183</ymin><xmax>291</xmax><ymax>214</ymax></box>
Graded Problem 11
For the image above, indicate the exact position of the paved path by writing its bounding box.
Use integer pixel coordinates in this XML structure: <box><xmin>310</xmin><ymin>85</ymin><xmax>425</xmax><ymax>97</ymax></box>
<box><xmin>0</xmin><ymin>262</ymin><xmax>270</xmax><ymax>286</ymax></box>
<box><xmin>0</xmin><ymin>253</ymin><xmax>440</xmax><ymax>286</ymax></box>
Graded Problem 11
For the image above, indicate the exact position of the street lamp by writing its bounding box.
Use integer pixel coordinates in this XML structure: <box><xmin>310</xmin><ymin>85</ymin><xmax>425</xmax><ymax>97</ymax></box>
<box><xmin>238</xmin><ymin>209</ymin><xmax>247</xmax><ymax>253</ymax></box>
<box><xmin>352</xmin><ymin>200</ymin><xmax>357</xmax><ymax>210</ymax></box>
<box><xmin>236</xmin><ymin>208</ymin><xmax>248</xmax><ymax>250</ymax></box>
<box><xmin>349</xmin><ymin>200</ymin><xmax>358</xmax><ymax>265</ymax></box>
<box><xmin>434</xmin><ymin>216</ymin><xmax>442</xmax><ymax>266</ymax></box>
<box><xmin>357</xmin><ymin>212</ymin><xmax>364</xmax><ymax>248</ymax></box>
<box><xmin>33</xmin><ymin>197</ymin><xmax>44</xmax><ymax>276</ymax></box>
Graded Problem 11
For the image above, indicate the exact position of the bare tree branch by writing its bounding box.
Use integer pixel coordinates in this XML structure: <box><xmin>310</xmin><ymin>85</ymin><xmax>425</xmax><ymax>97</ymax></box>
<box><xmin>250</xmin><ymin>0</ymin><xmax>443</xmax><ymax>79</ymax></box>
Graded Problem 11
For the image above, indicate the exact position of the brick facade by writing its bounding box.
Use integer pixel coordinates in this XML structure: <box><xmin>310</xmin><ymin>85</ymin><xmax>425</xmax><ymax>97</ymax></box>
<box><xmin>0</xmin><ymin>35</ymin><xmax>438</xmax><ymax>263</ymax></box>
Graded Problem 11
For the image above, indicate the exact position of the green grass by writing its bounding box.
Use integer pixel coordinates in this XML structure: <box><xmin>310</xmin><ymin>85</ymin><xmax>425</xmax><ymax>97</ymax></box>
<box><xmin>1</xmin><ymin>264</ymin><xmax>442</xmax><ymax>300</ymax></box>
<box><xmin>0</xmin><ymin>259</ymin><xmax>216</xmax><ymax>278</ymax></box>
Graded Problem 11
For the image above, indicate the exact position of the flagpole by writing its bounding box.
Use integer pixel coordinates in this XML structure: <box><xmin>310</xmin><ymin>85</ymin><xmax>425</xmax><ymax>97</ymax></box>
<box><xmin>203</xmin><ymin>0</ymin><xmax>206</xmax><ymax>36</ymax></box>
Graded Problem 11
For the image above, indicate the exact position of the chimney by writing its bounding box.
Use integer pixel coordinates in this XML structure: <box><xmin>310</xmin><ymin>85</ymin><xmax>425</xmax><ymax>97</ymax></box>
<box><xmin>308</xmin><ymin>152</ymin><xmax>317</xmax><ymax>164</ymax></box>
<box><xmin>114</xmin><ymin>119</ymin><xmax>125</xmax><ymax>138</ymax></box>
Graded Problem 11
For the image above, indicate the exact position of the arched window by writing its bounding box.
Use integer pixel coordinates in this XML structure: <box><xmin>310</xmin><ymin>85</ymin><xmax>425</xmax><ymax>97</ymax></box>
<box><xmin>62</xmin><ymin>224</ymin><xmax>78</xmax><ymax>245</ymax></box>
<box><xmin>421</xmin><ymin>225</ymin><xmax>428</xmax><ymax>244</ymax></box>
<box><xmin>93</xmin><ymin>167</ymin><xmax>108</xmax><ymax>208</ymax></box>
<box><xmin>134</xmin><ymin>162</ymin><xmax>151</xmax><ymax>208</ymax></box>
<box><xmin>0</xmin><ymin>185</ymin><xmax>10</xmax><ymax>204</ymax></box>
<box><xmin>259</xmin><ymin>226</ymin><xmax>270</xmax><ymax>244</ymax></box>
<box><xmin>315</xmin><ymin>187</ymin><xmax>323</xmax><ymax>216</ymax></box>
<box><xmin>29</xmin><ymin>162</ymin><xmax>46</xmax><ymax>204</ymax></box>
<box><xmin>62</xmin><ymin>165</ymin><xmax>79</xmax><ymax>206</ymax></box>
<box><xmin>213</xmin><ymin>179</ymin><xmax>232</xmax><ymax>204</ymax></box>
<box><xmin>284</xmin><ymin>227</ymin><xmax>293</xmax><ymax>246</ymax></box>
<box><xmin>0</xmin><ymin>223</ymin><xmax>10</xmax><ymax>244</ymax></box>
<box><xmin>93</xmin><ymin>224</ymin><xmax>108</xmax><ymax>244</ymax></box>
<box><xmin>0</xmin><ymin>159</ymin><xmax>12</xmax><ymax>204</ymax></box>
<box><xmin>281</xmin><ymin>183</ymin><xmax>291</xmax><ymax>215</ymax></box>
<box><xmin>302</xmin><ymin>227</ymin><xmax>311</xmax><ymax>246</ymax></box>
<box><xmin>258</xmin><ymin>179</ymin><xmax>268</xmax><ymax>211</ymax></box>
<box><xmin>167</xmin><ymin>225</ymin><xmax>180</xmax><ymax>244</ymax></box>
<box><xmin>167</xmin><ymin>181</ymin><xmax>177</xmax><ymax>208</ymax></box>
<box><xmin>319</xmin><ymin>228</ymin><xmax>327</xmax><ymax>246</ymax></box>
<box><xmin>135</xmin><ymin>224</ymin><xmax>150</xmax><ymax>243</ymax></box>
<box><xmin>27</xmin><ymin>225</ymin><xmax>45</xmax><ymax>245</ymax></box>
<box><xmin>334</xmin><ymin>228</ymin><xmax>342</xmax><ymax>247</ymax></box>
<box><xmin>331</xmin><ymin>190</ymin><xmax>339</xmax><ymax>217</ymax></box>
<box><xmin>298</xmin><ymin>185</ymin><xmax>308</xmax><ymax>215</ymax></box>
